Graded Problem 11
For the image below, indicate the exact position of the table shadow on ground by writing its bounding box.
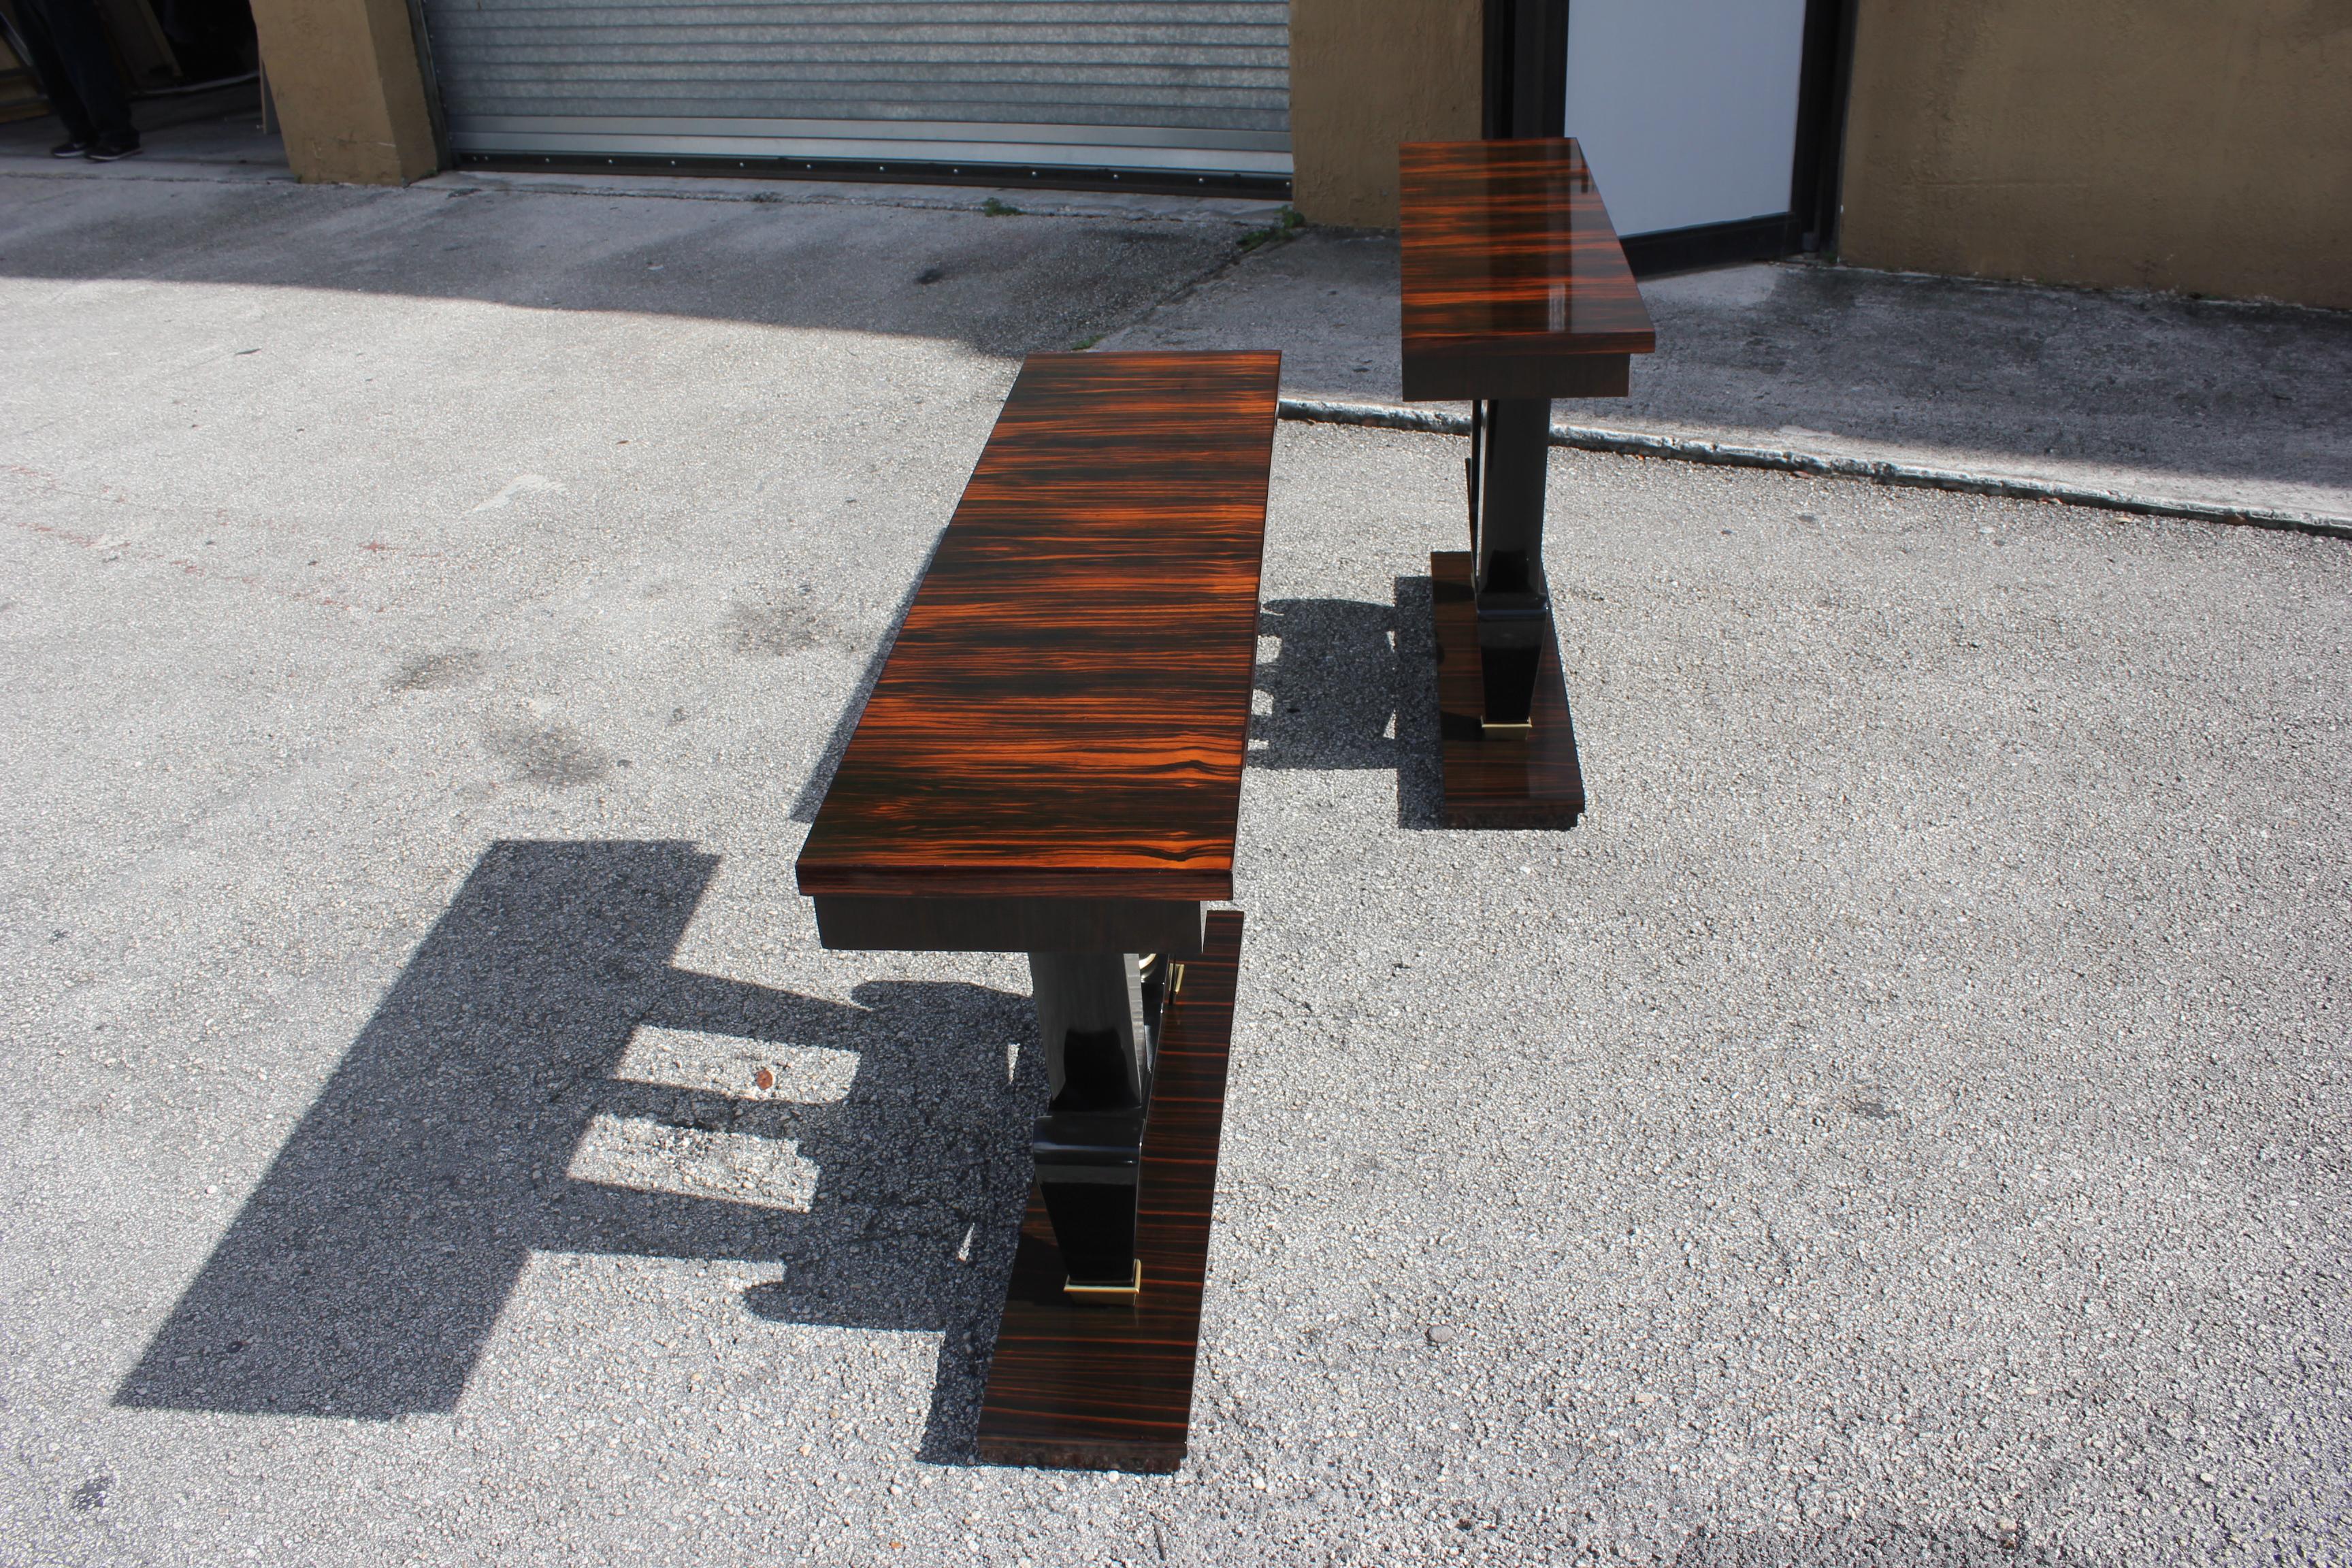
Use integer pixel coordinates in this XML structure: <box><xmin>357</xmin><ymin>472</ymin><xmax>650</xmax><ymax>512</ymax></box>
<box><xmin>1252</xmin><ymin>586</ymin><xmax>1445</xmax><ymax>829</ymax></box>
<box><xmin>114</xmin><ymin>839</ymin><xmax>1040</xmax><ymax>1464</ymax></box>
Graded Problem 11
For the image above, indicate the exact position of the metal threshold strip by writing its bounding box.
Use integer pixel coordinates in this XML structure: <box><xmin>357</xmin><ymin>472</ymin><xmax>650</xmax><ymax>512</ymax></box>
<box><xmin>448</xmin><ymin>116</ymin><xmax>1294</xmax><ymax>178</ymax></box>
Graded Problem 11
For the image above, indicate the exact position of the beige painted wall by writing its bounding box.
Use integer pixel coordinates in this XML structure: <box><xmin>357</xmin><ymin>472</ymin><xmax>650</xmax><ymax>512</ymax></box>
<box><xmin>1290</xmin><ymin>0</ymin><xmax>1482</xmax><ymax>227</ymax></box>
<box><xmin>251</xmin><ymin>0</ymin><xmax>437</xmax><ymax>185</ymax></box>
<box><xmin>1840</xmin><ymin>0</ymin><xmax>2352</xmax><ymax>308</ymax></box>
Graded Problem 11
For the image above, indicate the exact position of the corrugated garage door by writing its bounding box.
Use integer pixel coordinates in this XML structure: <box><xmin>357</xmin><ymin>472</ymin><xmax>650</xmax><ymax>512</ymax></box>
<box><xmin>419</xmin><ymin>1</ymin><xmax>1291</xmax><ymax>185</ymax></box>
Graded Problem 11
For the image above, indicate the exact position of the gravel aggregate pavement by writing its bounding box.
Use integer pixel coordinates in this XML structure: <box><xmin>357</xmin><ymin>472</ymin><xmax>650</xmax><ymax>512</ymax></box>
<box><xmin>3</xmin><ymin>174</ymin><xmax>2347</xmax><ymax>1567</ymax></box>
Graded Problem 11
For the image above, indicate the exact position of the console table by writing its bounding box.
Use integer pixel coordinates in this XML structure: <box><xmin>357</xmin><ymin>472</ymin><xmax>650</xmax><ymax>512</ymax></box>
<box><xmin>1400</xmin><ymin>138</ymin><xmax>1655</xmax><ymax>827</ymax></box>
<box><xmin>796</xmin><ymin>350</ymin><xmax>1278</xmax><ymax>1471</ymax></box>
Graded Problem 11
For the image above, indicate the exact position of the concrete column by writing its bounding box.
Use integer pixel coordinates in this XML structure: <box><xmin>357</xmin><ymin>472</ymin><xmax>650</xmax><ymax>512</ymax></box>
<box><xmin>1288</xmin><ymin>0</ymin><xmax>1482</xmax><ymax>228</ymax></box>
<box><xmin>250</xmin><ymin>0</ymin><xmax>438</xmax><ymax>185</ymax></box>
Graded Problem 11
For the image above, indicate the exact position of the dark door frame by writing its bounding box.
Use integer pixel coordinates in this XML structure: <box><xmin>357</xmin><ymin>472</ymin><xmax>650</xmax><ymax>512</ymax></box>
<box><xmin>1485</xmin><ymin>0</ymin><xmax>1857</xmax><ymax>277</ymax></box>
<box><xmin>1482</xmin><ymin>0</ymin><xmax>1568</xmax><ymax>140</ymax></box>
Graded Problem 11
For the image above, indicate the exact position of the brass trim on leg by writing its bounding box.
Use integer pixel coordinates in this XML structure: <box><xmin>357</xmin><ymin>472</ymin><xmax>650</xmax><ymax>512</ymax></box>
<box><xmin>1063</xmin><ymin>1261</ymin><xmax>1144</xmax><ymax>1304</ymax></box>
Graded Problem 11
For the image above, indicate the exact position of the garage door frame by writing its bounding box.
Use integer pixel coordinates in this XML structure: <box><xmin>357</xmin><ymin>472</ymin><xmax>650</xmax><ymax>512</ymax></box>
<box><xmin>399</xmin><ymin>0</ymin><xmax>1294</xmax><ymax>198</ymax></box>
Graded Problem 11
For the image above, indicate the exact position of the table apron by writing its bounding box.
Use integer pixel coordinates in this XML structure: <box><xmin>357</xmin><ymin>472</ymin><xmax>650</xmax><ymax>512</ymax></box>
<box><xmin>812</xmin><ymin>895</ymin><xmax>1205</xmax><ymax>957</ymax></box>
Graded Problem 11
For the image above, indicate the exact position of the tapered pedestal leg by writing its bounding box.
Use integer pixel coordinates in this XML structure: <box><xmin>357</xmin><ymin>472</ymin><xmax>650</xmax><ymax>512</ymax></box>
<box><xmin>978</xmin><ymin>912</ymin><xmax>1246</xmax><ymax>1473</ymax></box>
<box><xmin>1470</xmin><ymin>397</ymin><xmax>1556</xmax><ymax>731</ymax></box>
<box><xmin>1432</xmin><ymin>397</ymin><xmax>1586</xmax><ymax>827</ymax></box>
<box><xmin>1027</xmin><ymin>951</ymin><xmax>1171</xmax><ymax>1298</ymax></box>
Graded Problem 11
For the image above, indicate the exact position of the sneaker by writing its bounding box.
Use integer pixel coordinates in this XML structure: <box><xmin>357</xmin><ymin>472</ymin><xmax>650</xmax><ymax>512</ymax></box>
<box><xmin>84</xmin><ymin>139</ymin><xmax>142</xmax><ymax>162</ymax></box>
<box><xmin>50</xmin><ymin>139</ymin><xmax>90</xmax><ymax>157</ymax></box>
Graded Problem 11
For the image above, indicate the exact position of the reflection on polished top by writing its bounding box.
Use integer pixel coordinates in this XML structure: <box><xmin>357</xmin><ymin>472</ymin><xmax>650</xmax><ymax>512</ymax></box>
<box><xmin>1400</xmin><ymin>139</ymin><xmax>1656</xmax><ymax>389</ymax></box>
<box><xmin>795</xmin><ymin>351</ymin><xmax>1279</xmax><ymax>904</ymax></box>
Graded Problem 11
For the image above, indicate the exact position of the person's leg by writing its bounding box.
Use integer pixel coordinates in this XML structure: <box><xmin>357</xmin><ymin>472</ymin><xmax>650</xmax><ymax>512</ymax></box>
<box><xmin>8</xmin><ymin>0</ymin><xmax>100</xmax><ymax>146</ymax></box>
<box><xmin>18</xmin><ymin>0</ymin><xmax>135</xmax><ymax>148</ymax></box>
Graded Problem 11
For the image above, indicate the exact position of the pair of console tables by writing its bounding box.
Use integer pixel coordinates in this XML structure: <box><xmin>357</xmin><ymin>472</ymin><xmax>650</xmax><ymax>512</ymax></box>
<box><xmin>793</xmin><ymin>139</ymin><xmax>1653</xmax><ymax>1471</ymax></box>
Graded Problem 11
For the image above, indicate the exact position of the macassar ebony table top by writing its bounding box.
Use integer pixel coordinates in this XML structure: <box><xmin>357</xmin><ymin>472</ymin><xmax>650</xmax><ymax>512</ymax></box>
<box><xmin>1399</xmin><ymin>138</ymin><xmax>1656</xmax><ymax>399</ymax></box>
<box><xmin>795</xmin><ymin>350</ymin><xmax>1279</xmax><ymax>906</ymax></box>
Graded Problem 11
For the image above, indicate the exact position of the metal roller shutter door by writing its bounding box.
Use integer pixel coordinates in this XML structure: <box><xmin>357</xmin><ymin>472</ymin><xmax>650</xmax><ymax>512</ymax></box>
<box><xmin>419</xmin><ymin>1</ymin><xmax>1291</xmax><ymax>183</ymax></box>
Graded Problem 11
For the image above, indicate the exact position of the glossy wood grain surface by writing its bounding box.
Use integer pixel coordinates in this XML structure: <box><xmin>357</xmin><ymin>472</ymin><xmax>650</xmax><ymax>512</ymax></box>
<box><xmin>976</xmin><ymin>909</ymin><xmax>1243</xmax><ymax>1472</ymax></box>
<box><xmin>796</xmin><ymin>354</ymin><xmax>1279</xmax><ymax>903</ymax></box>
<box><xmin>1431</xmin><ymin>552</ymin><xmax>1585</xmax><ymax>828</ymax></box>
<box><xmin>1400</xmin><ymin>139</ymin><xmax>1655</xmax><ymax>402</ymax></box>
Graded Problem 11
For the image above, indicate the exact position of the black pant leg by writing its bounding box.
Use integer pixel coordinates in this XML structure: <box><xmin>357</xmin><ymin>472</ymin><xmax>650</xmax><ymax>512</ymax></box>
<box><xmin>9</xmin><ymin>0</ymin><xmax>97</xmax><ymax>142</ymax></box>
<box><xmin>15</xmin><ymin>0</ymin><xmax>133</xmax><ymax>143</ymax></box>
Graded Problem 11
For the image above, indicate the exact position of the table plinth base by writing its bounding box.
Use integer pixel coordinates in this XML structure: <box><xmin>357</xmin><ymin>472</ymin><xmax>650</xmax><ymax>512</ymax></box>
<box><xmin>975</xmin><ymin>909</ymin><xmax>1243</xmax><ymax>1473</ymax></box>
<box><xmin>1431</xmin><ymin>551</ymin><xmax>1586</xmax><ymax>829</ymax></box>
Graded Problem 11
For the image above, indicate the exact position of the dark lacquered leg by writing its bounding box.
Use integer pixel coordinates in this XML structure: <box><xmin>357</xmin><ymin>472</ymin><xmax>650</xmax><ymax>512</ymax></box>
<box><xmin>1471</xmin><ymin>397</ymin><xmax>1554</xmax><ymax>730</ymax></box>
<box><xmin>1028</xmin><ymin>951</ymin><xmax>1168</xmax><ymax>1296</ymax></box>
<box><xmin>978</xmin><ymin>911</ymin><xmax>1243</xmax><ymax>1471</ymax></box>
<box><xmin>1033</xmin><ymin>1132</ymin><xmax>1139</xmax><ymax>1289</ymax></box>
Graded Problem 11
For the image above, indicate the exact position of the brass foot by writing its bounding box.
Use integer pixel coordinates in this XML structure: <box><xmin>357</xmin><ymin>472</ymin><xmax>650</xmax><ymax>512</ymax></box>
<box><xmin>1480</xmin><ymin>719</ymin><xmax>1533</xmax><ymax>736</ymax></box>
<box><xmin>1063</xmin><ymin>1261</ymin><xmax>1143</xmax><ymax>1304</ymax></box>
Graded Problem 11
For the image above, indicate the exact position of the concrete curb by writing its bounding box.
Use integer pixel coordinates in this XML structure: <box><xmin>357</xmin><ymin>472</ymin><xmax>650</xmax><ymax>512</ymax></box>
<box><xmin>1278</xmin><ymin>396</ymin><xmax>2352</xmax><ymax>543</ymax></box>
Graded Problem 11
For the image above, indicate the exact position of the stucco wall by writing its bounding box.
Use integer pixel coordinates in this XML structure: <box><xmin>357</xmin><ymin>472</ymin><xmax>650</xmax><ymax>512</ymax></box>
<box><xmin>1839</xmin><ymin>0</ymin><xmax>2352</xmax><ymax>308</ymax></box>
<box><xmin>1289</xmin><ymin>0</ymin><xmax>1482</xmax><ymax>228</ymax></box>
<box><xmin>251</xmin><ymin>0</ymin><xmax>436</xmax><ymax>185</ymax></box>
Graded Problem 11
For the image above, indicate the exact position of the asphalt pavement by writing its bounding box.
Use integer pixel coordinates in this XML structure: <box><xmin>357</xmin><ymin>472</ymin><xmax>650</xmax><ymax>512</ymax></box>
<box><xmin>2</xmin><ymin>156</ymin><xmax>2347</xmax><ymax>1567</ymax></box>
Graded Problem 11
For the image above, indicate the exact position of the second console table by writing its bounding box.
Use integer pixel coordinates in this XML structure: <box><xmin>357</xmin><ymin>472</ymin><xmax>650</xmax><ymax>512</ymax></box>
<box><xmin>1400</xmin><ymin>137</ymin><xmax>1656</xmax><ymax>827</ymax></box>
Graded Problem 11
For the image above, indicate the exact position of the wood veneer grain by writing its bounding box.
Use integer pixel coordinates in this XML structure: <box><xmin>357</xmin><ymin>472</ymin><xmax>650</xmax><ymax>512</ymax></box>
<box><xmin>1400</xmin><ymin>139</ymin><xmax>1656</xmax><ymax>402</ymax></box>
<box><xmin>976</xmin><ymin>909</ymin><xmax>1244</xmax><ymax>1472</ymax></box>
<box><xmin>1430</xmin><ymin>551</ymin><xmax>1585</xmax><ymax>828</ymax></box>
<box><xmin>796</xmin><ymin>354</ymin><xmax>1279</xmax><ymax>904</ymax></box>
